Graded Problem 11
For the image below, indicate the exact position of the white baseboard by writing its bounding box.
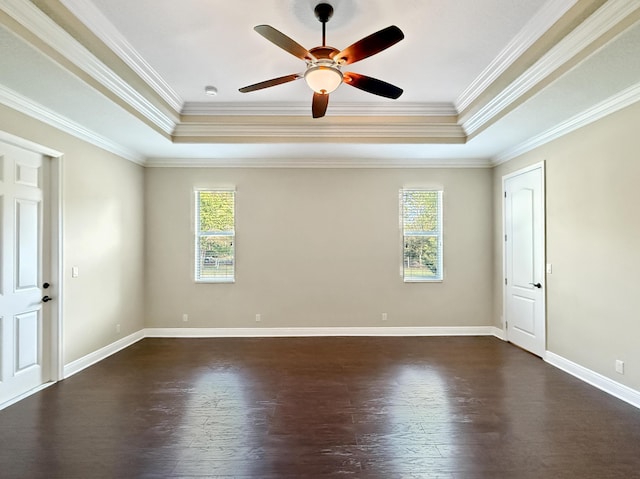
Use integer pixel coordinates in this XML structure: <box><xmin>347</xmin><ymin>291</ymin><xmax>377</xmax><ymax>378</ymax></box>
<box><xmin>0</xmin><ymin>381</ymin><xmax>56</xmax><ymax>411</ymax></box>
<box><xmin>45</xmin><ymin>328</ymin><xmax>640</xmax><ymax>412</ymax></box>
<box><xmin>61</xmin><ymin>326</ymin><xmax>501</xmax><ymax>380</ymax></box>
<box><xmin>145</xmin><ymin>326</ymin><xmax>500</xmax><ymax>338</ymax></box>
<box><xmin>492</xmin><ymin>327</ymin><xmax>506</xmax><ymax>340</ymax></box>
<box><xmin>63</xmin><ymin>330</ymin><xmax>145</xmax><ymax>379</ymax></box>
<box><xmin>546</xmin><ymin>351</ymin><xmax>640</xmax><ymax>410</ymax></box>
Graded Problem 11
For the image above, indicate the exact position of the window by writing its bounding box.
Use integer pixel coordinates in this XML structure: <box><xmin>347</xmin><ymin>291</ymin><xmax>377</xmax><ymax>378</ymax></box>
<box><xmin>195</xmin><ymin>189</ymin><xmax>235</xmax><ymax>282</ymax></box>
<box><xmin>401</xmin><ymin>189</ymin><xmax>443</xmax><ymax>281</ymax></box>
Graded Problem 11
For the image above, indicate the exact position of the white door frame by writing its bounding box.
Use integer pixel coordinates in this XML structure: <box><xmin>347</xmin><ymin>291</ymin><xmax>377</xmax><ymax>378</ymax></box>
<box><xmin>0</xmin><ymin>131</ymin><xmax>64</xmax><ymax>390</ymax></box>
<box><xmin>502</xmin><ymin>161</ymin><xmax>546</xmax><ymax>356</ymax></box>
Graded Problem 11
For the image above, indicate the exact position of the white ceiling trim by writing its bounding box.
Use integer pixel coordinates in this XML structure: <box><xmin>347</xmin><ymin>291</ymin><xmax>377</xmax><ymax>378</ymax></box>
<box><xmin>59</xmin><ymin>0</ymin><xmax>184</xmax><ymax>112</ymax></box>
<box><xmin>0</xmin><ymin>84</ymin><xmax>144</xmax><ymax>165</ymax></box>
<box><xmin>492</xmin><ymin>80</ymin><xmax>640</xmax><ymax>165</ymax></box>
<box><xmin>462</xmin><ymin>0</ymin><xmax>640</xmax><ymax>136</ymax></box>
<box><xmin>173</xmin><ymin>122</ymin><xmax>466</xmax><ymax>141</ymax></box>
<box><xmin>1</xmin><ymin>0</ymin><xmax>177</xmax><ymax>135</ymax></box>
<box><xmin>181</xmin><ymin>101</ymin><xmax>458</xmax><ymax>117</ymax></box>
<box><xmin>456</xmin><ymin>0</ymin><xmax>578</xmax><ymax>113</ymax></box>
<box><xmin>145</xmin><ymin>157</ymin><xmax>492</xmax><ymax>169</ymax></box>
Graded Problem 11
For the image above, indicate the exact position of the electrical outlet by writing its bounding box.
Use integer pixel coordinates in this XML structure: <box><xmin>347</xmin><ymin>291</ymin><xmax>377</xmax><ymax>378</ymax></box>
<box><xmin>116</xmin><ymin>324</ymin><xmax>120</xmax><ymax>333</ymax></box>
<box><xmin>381</xmin><ymin>312</ymin><xmax>388</xmax><ymax>321</ymax></box>
<box><xmin>182</xmin><ymin>314</ymin><xmax>188</xmax><ymax>322</ymax></box>
<box><xmin>255</xmin><ymin>313</ymin><xmax>261</xmax><ymax>322</ymax></box>
<box><xmin>615</xmin><ymin>360</ymin><xmax>624</xmax><ymax>375</ymax></box>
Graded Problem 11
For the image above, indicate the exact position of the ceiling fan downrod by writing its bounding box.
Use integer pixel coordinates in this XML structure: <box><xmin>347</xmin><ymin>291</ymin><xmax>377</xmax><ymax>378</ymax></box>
<box><xmin>314</xmin><ymin>3</ymin><xmax>334</xmax><ymax>47</ymax></box>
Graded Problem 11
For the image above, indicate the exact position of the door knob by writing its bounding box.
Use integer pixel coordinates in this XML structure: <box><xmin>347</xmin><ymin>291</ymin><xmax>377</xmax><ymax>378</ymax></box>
<box><xmin>42</xmin><ymin>296</ymin><xmax>52</xmax><ymax>303</ymax></box>
<box><xmin>529</xmin><ymin>282</ymin><xmax>542</xmax><ymax>289</ymax></box>
<box><xmin>43</xmin><ymin>282</ymin><xmax>50</xmax><ymax>289</ymax></box>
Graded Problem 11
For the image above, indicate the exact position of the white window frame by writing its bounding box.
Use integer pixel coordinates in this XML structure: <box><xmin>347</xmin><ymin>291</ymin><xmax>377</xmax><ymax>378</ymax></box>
<box><xmin>194</xmin><ymin>188</ymin><xmax>235</xmax><ymax>283</ymax></box>
<box><xmin>401</xmin><ymin>189</ymin><xmax>443</xmax><ymax>282</ymax></box>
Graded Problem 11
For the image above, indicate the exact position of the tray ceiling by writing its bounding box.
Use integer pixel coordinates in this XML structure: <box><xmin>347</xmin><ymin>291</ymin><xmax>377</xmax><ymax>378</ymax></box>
<box><xmin>1</xmin><ymin>0</ymin><xmax>639</xmax><ymax>166</ymax></box>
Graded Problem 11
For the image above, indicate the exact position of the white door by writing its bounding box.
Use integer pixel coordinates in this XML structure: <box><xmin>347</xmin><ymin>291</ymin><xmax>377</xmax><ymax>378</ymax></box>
<box><xmin>0</xmin><ymin>141</ymin><xmax>51</xmax><ymax>406</ymax></box>
<box><xmin>504</xmin><ymin>163</ymin><xmax>545</xmax><ymax>357</ymax></box>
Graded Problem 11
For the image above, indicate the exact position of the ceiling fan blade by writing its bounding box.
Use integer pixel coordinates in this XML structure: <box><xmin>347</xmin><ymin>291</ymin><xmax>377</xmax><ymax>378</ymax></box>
<box><xmin>254</xmin><ymin>25</ymin><xmax>316</xmax><ymax>61</ymax></box>
<box><xmin>239</xmin><ymin>73</ymin><xmax>302</xmax><ymax>93</ymax></box>
<box><xmin>343</xmin><ymin>72</ymin><xmax>403</xmax><ymax>99</ymax></box>
<box><xmin>334</xmin><ymin>26</ymin><xmax>404</xmax><ymax>65</ymax></box>
<box><xmin>312</xmin><ymin>92</ymin><xmax>329</xmax><ymax>118</ymax></box>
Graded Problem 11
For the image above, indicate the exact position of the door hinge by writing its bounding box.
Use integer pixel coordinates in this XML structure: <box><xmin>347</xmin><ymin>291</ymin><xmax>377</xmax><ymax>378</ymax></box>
<box><xmin>504</xmin><ymin>191</ymin><xmax>507</xmax><ymax>198</ymax></box>
<box><xmin>505</xmin><ymin>278</ymin><xmax>508</xmax><ymax>285</ymax></box>
<box><xmin>504</xmin><ymin>234</ymin><xmax>507</xmax><ymax>242</ymax></box>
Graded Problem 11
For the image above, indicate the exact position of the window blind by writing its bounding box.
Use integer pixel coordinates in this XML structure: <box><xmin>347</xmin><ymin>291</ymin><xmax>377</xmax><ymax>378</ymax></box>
<box><xmin>195</xmin><ymin>190</ymin><xmax>235</xmax><ymax>282</ymax></box>
<box><xmin>401</xmin><ymin>189</ymin><xmax>443</xmax><ymax>281</ymax></box>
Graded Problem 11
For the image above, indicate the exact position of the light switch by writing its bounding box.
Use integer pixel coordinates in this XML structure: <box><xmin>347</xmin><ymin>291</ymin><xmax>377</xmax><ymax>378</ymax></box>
<box><xmin>546</xmin><ymin>263</ymin><xmax>553</xmax><ymax>274</ymax></box>
<box><xmin>72</xmin><ymin>266</ymin><xmax>79</xmax><ymax>278</ymax></box>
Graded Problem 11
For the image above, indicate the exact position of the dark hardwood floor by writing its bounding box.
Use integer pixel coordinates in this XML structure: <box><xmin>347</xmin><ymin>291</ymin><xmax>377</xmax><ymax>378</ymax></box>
<box><xmin>1</xmin><ymin>337</ymin><xmax>639</xmax><ymax>478</ymax></box>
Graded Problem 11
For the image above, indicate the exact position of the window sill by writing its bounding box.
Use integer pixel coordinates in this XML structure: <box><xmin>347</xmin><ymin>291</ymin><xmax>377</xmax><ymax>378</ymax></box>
<box><xmin>403</xmin><ymin>278</ymin><xmax>443</xmax><ymax>283</ymax></box>
<box><xmin>195</xmin><ymin>279</ymin><xmax>235</xmax><ymax>284</ymax></box>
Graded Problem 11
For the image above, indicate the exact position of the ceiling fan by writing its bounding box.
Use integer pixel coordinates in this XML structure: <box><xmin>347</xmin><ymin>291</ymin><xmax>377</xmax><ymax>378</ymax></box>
<box><xmin>239</xmin><ymin>3</ymin><xmax>404</xmax><ymax>118</ymax></box>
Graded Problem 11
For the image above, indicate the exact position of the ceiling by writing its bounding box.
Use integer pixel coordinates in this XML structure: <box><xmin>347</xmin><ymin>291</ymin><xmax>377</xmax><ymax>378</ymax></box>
<box><xmin>1</xmin><ymin>0</ymin><xmax>639</xmax><ymax>166</ymax></box>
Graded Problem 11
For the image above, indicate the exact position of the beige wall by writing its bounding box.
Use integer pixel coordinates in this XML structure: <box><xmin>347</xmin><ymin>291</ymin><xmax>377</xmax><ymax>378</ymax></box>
<box><xmin>145</xmin><ymin>167</ymin><xmax>494</xmax><ymax>329</ymax></box>
<box><xmin>4</xmin><ymin>93</ymin><xmax>638</xmax><ymax>396</ymax></box>
<box><xmin>0</xmin><ymin>105</ymin><xmax>145</xmax><ymax>365</ymax></box>
<box><xmin>493</xmin><ymin>101</ymin><xmax>640</xmax><ymax>391</ymax></box>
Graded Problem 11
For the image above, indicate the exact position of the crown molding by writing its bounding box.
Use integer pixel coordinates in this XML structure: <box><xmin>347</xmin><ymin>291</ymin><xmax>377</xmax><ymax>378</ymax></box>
<box><xmin>173</xmin><ymin>118</ymin><xmax>467</xmax><ymax>142</ymax></box>
<box><xmin>1</xmin><ymin>0</ymin><xmax>177</xmax><ymax>135</ymax></box>
<box><xmin>462</xmin><ymin>0</ymin><xmax>640</xmax><ymax>137</ymax></box>
<box><xmin>0</xmin><ymin>84</ymin><xmax>144</xmax><ymax>165</ymax></box>
<box><xmin>456</xmin><ymin>0</ymin><xmax>578</xmax><ymax>113</ymax></box>
<box><xmin>145</xmin><ymin>157</ymin><xmax>492</xmax><ymax>169</ymax></box>
<box><xmin>493</xmin><ymin>80</ymin><xmax>640</xmax><ymax>165</ymax></box>
<box><xmin>60</xmin><ymin>0</ymin><xmax>183</xmax><ymax>112</ymax></box>
<box><xmin>181</xmin><ymin>101</ymin><xmax>459</xmax><ymax>117</ymax></box>
<box><xmin>0</xmin><ymin>82</ymin><xmax>480</xmax><ymax>169</ymax></box>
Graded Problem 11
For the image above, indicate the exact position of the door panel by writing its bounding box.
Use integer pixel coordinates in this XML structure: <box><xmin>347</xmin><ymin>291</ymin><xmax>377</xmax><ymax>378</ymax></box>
<box><xmin>512</xmin><ymin>188</ymin><xmax>534</xmax><ymax>287</ymax></box>
<box><xmin>504</xmin><ymin>164</ymin><xmax>545</xmax><ymax>357</ymax></box>
<box><xmin>511</xmin><ymin>295</ymin><xmax>535</xmax><ymax>335</ymax></box>
<box><xmin>16</xmin><ymin>199</ymin><xmax>40</xmax><ymax>290</ymax></box>
<box><xmin>16</xmin><ymin>311</ymin><xmax>40</xmax><ymax>372</ymax></box>
<box><xmin>0</xmin><ymin>140</ymin><xmax>49</xmax><ymax>406</ymax></box>
<box><xmin>16</xmin><ymin>162</ymin><xmax>40</xmax><ymax>187</ymax></box>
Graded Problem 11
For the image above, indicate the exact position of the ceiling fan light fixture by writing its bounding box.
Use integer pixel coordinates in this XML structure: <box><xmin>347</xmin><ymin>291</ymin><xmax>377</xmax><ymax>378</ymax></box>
<box><xmin>304</xmin><ymin>64</ymin><xmax>343</xmax><ymax>94</ymax></box>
